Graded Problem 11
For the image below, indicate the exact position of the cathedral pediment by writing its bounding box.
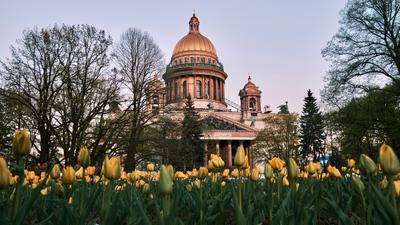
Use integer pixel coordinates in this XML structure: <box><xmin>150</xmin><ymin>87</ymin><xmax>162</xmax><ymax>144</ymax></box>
<box><xmin>201</xmin><ymin>114</ymin><xmax>255</xmax><ymax>132</ymax></box>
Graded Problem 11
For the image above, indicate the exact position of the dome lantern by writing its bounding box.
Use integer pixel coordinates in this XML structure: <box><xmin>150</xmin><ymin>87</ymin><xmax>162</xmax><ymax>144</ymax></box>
<box><xmin>189</xmin><ymin>14</ymin><xmax>200</xmax><ymax>33</ymax></box>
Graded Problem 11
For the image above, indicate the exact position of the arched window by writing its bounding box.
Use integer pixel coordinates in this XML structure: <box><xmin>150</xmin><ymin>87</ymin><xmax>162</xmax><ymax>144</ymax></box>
<box><xmin>152</xmin><ymin>95</ymin><xmax>160</xmax><ymax>114</ymax></box>
<box><xmin>213</xmin><ymin>79</ymin><xmax>217</xmax><ymax>100</ymax></box>
<box><xmin>183</xmin><ymin>81</ymin><xmax>187</xmax><ymax>98</ymax></box>
<box><xmin>196</xmin><ymin>80</ymin><xmax>202</xmax><ymax>98</ymax></box>
<box><xmin>249</xmin><ymin>98</ymin><xmax>257</xmax><ymax>111</ymax></box>
<box><xmin>174</xmin><ymin>82</ymin><xmax>178</xmax><ymax>99</ymax></box>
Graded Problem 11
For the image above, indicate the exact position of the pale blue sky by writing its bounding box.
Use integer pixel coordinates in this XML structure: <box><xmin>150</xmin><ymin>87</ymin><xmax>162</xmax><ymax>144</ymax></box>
<box><xmin>0</xmin><ymin>0</ymin><xmax>346</xmax><ymax>113</ymax></box>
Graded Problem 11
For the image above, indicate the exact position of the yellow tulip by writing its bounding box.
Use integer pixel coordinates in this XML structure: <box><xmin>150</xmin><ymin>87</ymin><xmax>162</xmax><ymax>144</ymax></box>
<box><xmin>210</xmin><ymin>154</ymin><xmax>219</xmax><ymax>161</ymax></box>
<box><xmin>269</xmin><ymin>157</ymin><xmax>284</xmax><ymax>171</ymax></box>
<box><xmin>234</xmin><ymin>145</ymin><xmax>245</xmax><ymax>167</ymax></box>
<box><xmin>231</xmin><ymin>168</ymin><xmax>239</xmax><ymax>178</ymax></box>
<box><xmin>78</xmin><ymin>146</ymin><xmax>90</xmax><ymax>168</ymax></box>
<box><xmin>104</xmin><ymin>156</ymin><xmax>121</xmax><ymax>180</ymax></box>
<box><xmin>62</xmin><ymin>166</ymin><xmax>76</xmax><ymax>185</ymax></box>
<box><xmin>282</xmin><ymin>176</ymin><xmax>289</xmax><ymax>187</ymax></box>
<box><xmin>12</xmin><ymin>129</ymin><xmax>31</xmax><ymax>156</ymax></box>
<box><xmin>241</xmin><ymin>155</ymin><xmax>250</xmax><ymax>169</ymax></box>
<box><xmin>51</xmin><ymin>164</ymin><xmax>61</xmax><ymax>179</ymax></box>
<box><xmin>328</xmin><ymin>166</ymin><xmax>341</xmax><ymax>178</ymax></box>
<box><xmin>27</xmin><ymin>171</ymin><xmax>36</xmax><ymax>182</ymax></box>
<box><xmin>379</xmin><ymin>144</ymin><xmax>400</xmax><ymax>176</ymax></box>
<box><xmin>207</xmin><ymin>159</ymin><xmax>214</xmax><ymax>170</ymax></box>
<box><xmin>75</xmin><ymin>167</ymin><xmax>83</xmax><ymax>180</ymax></box>
<box><xmin>288</xmin><ymin>158</ymin><xmax>299</xmax><ymax>179</ymax></box>
<box><xmin>222</xmin><ymin>169</ymin><xmax>229</xmax><ymax>178</ymax></box>
<box><xmin>347</xmin><ymin>159</ymin><xmax>356</xmax><ymax>168</ymax></box>
<box><xmin>359</xmin><ymin>154</ymin><xmax>377</xmax><ymax>175</ymax></box>
<box><xmin>306</xmin><ymin>162</ymin><xmax>317</xmax><ymax>175</ymax></box>
<box><xmin>394</xmin><ymin>180</ymin><xmax>400</xmax><ymax>197</ymax></box>
<box><xmin>189</xmin><ymin>168</ymin><xmax>198</xmax><ymax>178</ymax></box>
<box><xmin>86</xmin><ymin>166</ymin><xmax>96</xmax><ymax>176</ymax></box>
<box><xmin>146</xmin><ymin>163</ymin><xmax>155</xmax><ymax>171</ymax></box>
<box><xmin>198</xmin><ymin>167</ymin><xmax>208</xmax><ymax>180</ymax></box>
<box><xmin>250</xmin><ymin>168</ymin><xmax>260</xmax><ymax>182</ymax></box>
<box><xmin>264</xmin><ymin>163</ymin><xmax>273</xmax><ymax>178</ymax></box>
<box><xmin>159</xmin><ymin>165</ymin><xmax>173</xmax><ymax>196</ymax></box>
<box><xmin>0</xmin><ymin>157</ymin><xmax>10</xmax><ymax>189</ymax></box>
<box><xmin>175</xmin><ymin>171</ymin><xmax>187</xmax><ymax>180</ymax></box>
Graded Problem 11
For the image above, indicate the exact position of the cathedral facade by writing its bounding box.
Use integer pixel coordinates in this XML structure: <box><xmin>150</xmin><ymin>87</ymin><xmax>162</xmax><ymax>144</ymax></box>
<box><xmin>147</xmin><ymin>14</ymin><xmax>273</xmax><ymax>168</ymax></box>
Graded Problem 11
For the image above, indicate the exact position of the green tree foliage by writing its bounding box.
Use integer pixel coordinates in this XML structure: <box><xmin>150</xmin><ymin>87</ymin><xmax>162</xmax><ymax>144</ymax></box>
<box><xmin>254</xmin><ymin>113</ymin><xmax>299</xmax><ymax>163</ymax></box>
<box><xmin>329</xmin><ymin>85</ymin><xmax>400</xmax><ymax>158</ymax></box>
<box><xmin>299</xmin><ymin>90</ymin><xmax>325</xmax><ymax>162</ymax></box>
<box><xmin>181</xmin><ymin>95</ymin><xmax>203</xmax><ymax>170</ymax></box>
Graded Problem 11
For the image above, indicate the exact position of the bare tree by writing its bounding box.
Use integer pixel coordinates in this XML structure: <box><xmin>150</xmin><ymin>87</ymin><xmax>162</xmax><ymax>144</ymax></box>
<box><xmin>51</xmin><ymin>25</ymin><xmax>119</xmax><ymax>165</ymax></box>
<box><xmin>1</xmin><ymin>25</ymin><xmax>121</xmax><ymax>165</ymax></box>
<box><xmin>112</xmin><ymin>28</ymin><xmax>164</xmax><ymax>171</ymax></box>
<box><xmin>322</xmin><ymin>0</ymin><xmax>400</xmax><ymax>106</ymax></box>
<box><xmin>1</xmin><ymin>27</ymin><xmax>65</xmax><ymax>163</ymax></box>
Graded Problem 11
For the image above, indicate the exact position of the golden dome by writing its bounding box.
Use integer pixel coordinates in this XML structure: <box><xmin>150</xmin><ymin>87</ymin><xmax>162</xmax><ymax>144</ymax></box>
<box><xmin>172</xmin><ymin>14</ymin><xmax>218</xmax><ymax>61</ymax></box>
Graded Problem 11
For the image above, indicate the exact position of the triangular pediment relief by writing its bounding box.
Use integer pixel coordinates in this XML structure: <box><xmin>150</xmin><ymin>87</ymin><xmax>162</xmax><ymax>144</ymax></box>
<box><xmin>201</xmin><ymin>114</ymin><xmax>255</xmax><ymax>132</ymax></box>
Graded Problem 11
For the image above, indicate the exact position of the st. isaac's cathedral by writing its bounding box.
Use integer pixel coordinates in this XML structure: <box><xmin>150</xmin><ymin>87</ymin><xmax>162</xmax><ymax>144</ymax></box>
<box><xmin>147</xmin><ymin>14</ymin><xmax>274</xmax><ymax>168</ymax></box>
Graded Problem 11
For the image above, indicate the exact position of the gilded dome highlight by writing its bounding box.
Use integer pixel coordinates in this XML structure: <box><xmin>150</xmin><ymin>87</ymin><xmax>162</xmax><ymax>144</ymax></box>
<box><xmin>171</xmin><ymin>14</ymin><xmax>218</xmax><ymax>61</ymax></box>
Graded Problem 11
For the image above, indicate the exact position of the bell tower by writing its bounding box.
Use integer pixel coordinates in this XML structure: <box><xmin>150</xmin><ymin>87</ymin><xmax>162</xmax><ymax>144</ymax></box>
<box><xmin>239</xmin><ymin>75</ymin><xmax>262</xmax><ymax>122</ymax></box>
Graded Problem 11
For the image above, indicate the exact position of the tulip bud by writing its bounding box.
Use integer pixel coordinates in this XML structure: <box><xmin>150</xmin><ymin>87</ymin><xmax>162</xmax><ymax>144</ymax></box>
<box><xmin>287</xmin><ymin>158</ymin><xmax>299</xmax><ymax>179</ymax></box>
<box><xmin>62</xmin><ymin>166</ymin><xmax>76</xmax><ymax>185</ymax></box>
<box><xmin>380</xmin><ymin>177</ymin><xmax>388</xmax><ymax>189</ymax></box>
<box><xmin>269</xmin><ymin>157</ymin><xmax>284</xmax><ymax>171</ymax></box>
<box><xmin>146</xmin><ymin>163</ymin><xmax>155</xmax><ymax>171</ymax></box>
<box><xmin>143</xmin><ymin>183</ymin><xmax>150</xmax><ymax>193</ymax></box>
<box><xmin>351</xmin><ymin>176</ymin><xmax>365</xmax><ymax>194</ymax></box>
<box><xmin>12</xmin><ymin>129</ymin><xmax>31</xmax><ymax>156</ymax></box>
<box><xmin>234</xmin><ymin>145</ymin><xmax>245</xmax><ymax>167</ymax></box>
<box><xmin>104</xmin><ymin>156</ymin><xmax>121</xmax><ymax>180</ymax></box>
<box><xmin>347</xmin><ymin>159</ymin><xmax>356</xmax><ymax>168</ymax></box>
<box><xmin>0</xmin><ymin>157</ymin><xmax>10</xmax><ymax>189</ymax></box>
<box><xmin>379</xmin><ymin>144</ymin><xmax>400</xmax><ymax>176</ymax></box>
<box><xmin>198</xmin><ymin>167</ymin><xmax>208</xmax><ymax>180</ymax></box>
<box><xmin>241</xmin><ymin>155</ymin><xmax>250</xmax><ymax>169</ymax></box>
<box><xmin>394</xmin><ymin>180</ymin><xmax>400</xmax><ymax>197</ymax></box>
<box><xmin>75</xmin><ymin>167</ymin><xmax>83</xmax><ymax>180</ymax></box>
<box><xmin>222</xmin><ymin>169</ymin><xmax>229</xmax><ymax>178</ymax></box>
<box><xmin>359</xmin><ymin>154</ymin><xmax>377</xmax><ymax>176</ymax></box>
<box><xmin>165</xmin><ymin>164</ymin><xmax>174</xmax><ymax>180</ymax></box>
<box><xmin>193</xmin><ymin>179</ymin><xmax>201</xmax><ymax>189</ymax></box>
<box><xmin>264</xmin><ymin>163</ymin><xmax>273</xmax><ymax>178</ymax></box>
<box><xmin>231</xmin><ymin>168</ymin><xmax>239</xmax><ymax>178</ymax></box>
<box><xmin>50</xmin><ymin>164</ymin><xmax>61</xmax><ymax>179</ymax></box>
<box><xmin>78</xmin><ymin>146</ymin><xmax>90</xmax><ymax>168</ymax></box>
<box><xmin>207</xmin><ymin>159</ymin><xmax>214</xmax><ymax>170</ymax></box>
<box><xmin>159</xmin><ymin>165</ymin><xmax>173</xmax><ymax>196</ymax></box>
<box><xmin>282</xmin><ymin>176</ymin><xmax>289</xmax><ymax>187</ymax></box>
<box><xmin>221</xmin><ymin>181</ymin><xmax>226</xmax><ymax>187</ymax></box>
<box><xmin>250</xmin><ymin>168</ymin><xmax>260</xmax><ymax>182</ymax></box>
